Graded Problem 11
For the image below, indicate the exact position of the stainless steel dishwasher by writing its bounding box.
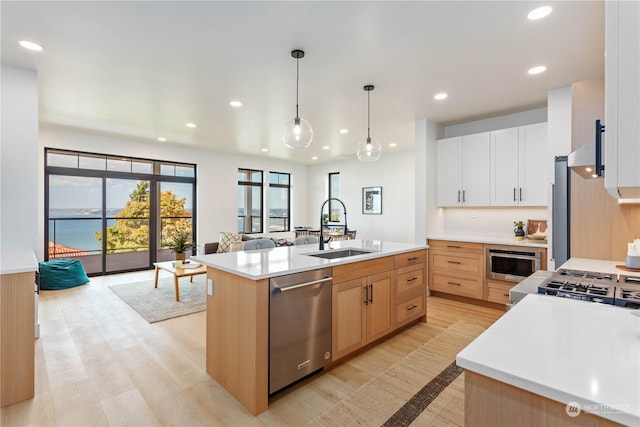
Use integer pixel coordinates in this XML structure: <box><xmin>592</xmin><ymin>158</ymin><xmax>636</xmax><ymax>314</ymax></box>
<box><xmin>269</xmin><ymin>267</ymin><xmax>332</xmax><ymax>394</ymax></box>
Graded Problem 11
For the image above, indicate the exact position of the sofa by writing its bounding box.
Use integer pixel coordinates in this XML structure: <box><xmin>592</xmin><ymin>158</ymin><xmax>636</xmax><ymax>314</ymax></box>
<box><xmin>203</xmin><ymin>233</ymin><xmax>293</xmax><ymax>254</ymax></box>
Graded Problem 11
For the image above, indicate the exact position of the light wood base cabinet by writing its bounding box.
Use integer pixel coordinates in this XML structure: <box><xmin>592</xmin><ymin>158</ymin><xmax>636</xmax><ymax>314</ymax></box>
<box><xmin>465</xmin><ymin>371</ymin><xmax>620</xmax><ymax>427</ymax></box>
<box><xmin>1</xmin><ymin>271</ymin><xmax>35</xmax><ymax>407</ymax></box>
<box><xmin>428</xmin><ymin>240</ymin><xmax>483</xmax><ymax>299</ymax></box>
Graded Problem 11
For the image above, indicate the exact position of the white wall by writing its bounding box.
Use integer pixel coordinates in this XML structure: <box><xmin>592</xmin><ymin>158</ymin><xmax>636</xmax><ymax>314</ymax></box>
<box><xmin>1</xmin><ymin>65</ymin><xmax>39</xmax><ymax>256</ymax></box>
<box><xmin>444</xmin><ymin>107</ymin><xmax>548</xmax><ymax>138</ymax></box>
<box><xmin>39</xmin><ymin>127</ymin><xmax>309</xmax><ymax>249</ymax></box>
<box><xmin>307</xmin><ymin>151</ymin><xmax>416</xmax><ymax>243</ymax></box>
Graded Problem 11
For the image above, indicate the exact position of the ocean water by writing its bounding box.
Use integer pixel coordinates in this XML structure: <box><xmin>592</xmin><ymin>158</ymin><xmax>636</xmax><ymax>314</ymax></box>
<box><xmin>49</xmin><ymin>218</ymin><xmax>103</xmax><ymax>251</ymax></box>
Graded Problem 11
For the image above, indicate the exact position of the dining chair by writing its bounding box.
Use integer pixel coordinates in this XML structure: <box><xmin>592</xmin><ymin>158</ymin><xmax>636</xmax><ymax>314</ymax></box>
<box><xmin>243</xmin><ymin>239</ymin><xmax>276</xmax><ymax>251</ymax></box>
<box><xmin>294</xmin><ymin>236</ymin><xmax>319</xmax><ymax>245</ymax></box>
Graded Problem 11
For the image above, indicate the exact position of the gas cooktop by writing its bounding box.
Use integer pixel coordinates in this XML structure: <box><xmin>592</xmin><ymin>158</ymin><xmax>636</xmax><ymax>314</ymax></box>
<box><xmin>538</xmin><ymin>269</ymin><xmax>640</xmax><ymax>308</ymax></box>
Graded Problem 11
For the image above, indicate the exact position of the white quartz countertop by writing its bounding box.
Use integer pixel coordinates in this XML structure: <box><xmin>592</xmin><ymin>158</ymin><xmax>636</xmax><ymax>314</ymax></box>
<box><xmin>191</xmin><ymin>239</ymin><xmax>427</xmax><ymax>280</ymax></box>
<box><xmin>427</xmin><ymin>234</ymin><xmax>547</xmax><ymax>248</ymax></box>
<box><xmin>457</xmin><ymin>294</ymin><xmax>640</xmax><ymax>426</ymax></box>
<box><xmin>0</xmin><ymin>250</ymin><xmax>38</xmax><ymax>275</ymax></box>
<box><xmin>560</xmin><ymin>257</ymin><xmax>640</xmax><ymax>277</ymax></box>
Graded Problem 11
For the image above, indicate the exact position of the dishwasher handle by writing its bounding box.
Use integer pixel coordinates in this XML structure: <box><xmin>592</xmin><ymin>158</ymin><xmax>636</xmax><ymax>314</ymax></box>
<box><xmin>273</xmin><ymin>276</ymin><xmax>333</xmax><ymax>293</ymax></box>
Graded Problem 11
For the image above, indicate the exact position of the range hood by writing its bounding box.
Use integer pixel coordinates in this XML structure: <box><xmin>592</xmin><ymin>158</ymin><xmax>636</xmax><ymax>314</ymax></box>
<box><xmin>568</xmin><ymin>120</ymin><xmax>605</xmax><ymax>179</ymax></box>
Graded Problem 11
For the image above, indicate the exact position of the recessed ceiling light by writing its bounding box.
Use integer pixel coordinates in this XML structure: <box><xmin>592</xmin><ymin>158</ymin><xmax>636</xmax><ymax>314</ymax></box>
<box><xmin>230</xmin><ymin>101</ymin><xmax>242</xmax><ymax>107</ymax></box>
<box><xmin>339</xmin><ymin>129</ymin><xmax>349</xmax><ymax>134</ymax></box>
<box><xmin>19</xmin><ymin>40</ymin><xmax>43</xmax><ymax>51</ymax></box>
<box><xmin>528</xmin><ymin>66</ymin><xmax>547</xmax><ymax>75</ymax></box>
<box><xmin>528</xmin><ymin>6</ymin><xmax>552</xmax><ymax>20</ymax></box>
<box><xmin>261</xmin><ymin>148</ymin><xmax>269</xmax><ymax>152</ymax></box>
<box><xmin>389</xmin><ymin>143</ymin><xmax>397</xmax><ymax>148</ymax></box>
<box><xmin>322</xmin><ymin>145</ymin><xmax>330</xmax><ymax>150</ymax></box>
<box><xmin>434</xmin><ymin>93</ymin><xmax>448</xmax><ymax>100</ymax></box>
<box><xmin>186</xmin><ymin>123</ymin><xmax>197</xmax><ymax>128</ymax></box>
<box><xmin>311</xmin><ymin>156</ymin><xmax>318</xmax><ymax>160</ymax></box>
<box><xmin>157</xmin><ymin>137</ymin><xmax>167</xmax><ymax>142</ymax></box>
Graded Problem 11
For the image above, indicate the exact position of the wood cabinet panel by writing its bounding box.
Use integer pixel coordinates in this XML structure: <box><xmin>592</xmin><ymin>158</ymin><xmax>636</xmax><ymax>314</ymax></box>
<box><xmin>396</xmin><ymin>264</ymin><xmax>425</xmax><ymax>298</ymax></box>
<box><xmin>332</xmin><ymin>256</ymin><xmax>394</xmax><ymax>284</ymax></box>
<box><xmin>428</xmin><ymin>240</ymin><xmax>483</xmax><ymax>254</ymax></box>
<box><xmin>394</xmin><ymin>250</ymin><xmax>427</xmax><ymax>269</ymax></box>
<box><xmin>332</xmin><ymin>278</ymin><xmax>367</xmax><ymax>360</ymax></box>
<box><xmin>431</xmin><ymin>273</ymin><xmax>483</xmax><ymax>299</ymax></box>
<box><xmin>485</xmin><ymin>281</ymin><xmax>512</xmax><ymax>305</ymax></box>
<box><xmin>0</xmin><ymin>271</ymin><xmax>35</xmax><ymax>407</ymax></box>
<box><xmin>396</xmin><ymin>294</ymin><xmax>425</xmax><ymax>327</ymax></box>
<box><xmin>432</xmin><ymin>252</ymin><xmax>482</xmax><ymax>275</ymax></box>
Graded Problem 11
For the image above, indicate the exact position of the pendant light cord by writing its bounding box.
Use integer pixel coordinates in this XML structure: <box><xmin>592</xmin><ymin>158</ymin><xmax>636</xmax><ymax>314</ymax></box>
<box><xmin>296</xmin><ymin>57</ymin><xmax>300</xmax><ymax>118</ymax></box>
<box><xmin>367</xmin><ymin>90</ymin><xmax>371</xmax><ymax>140</ymax></box>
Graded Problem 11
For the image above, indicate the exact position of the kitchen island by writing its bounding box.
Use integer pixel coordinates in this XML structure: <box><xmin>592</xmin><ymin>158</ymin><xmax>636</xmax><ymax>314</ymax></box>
<box><xmin>457</xmin><ymin>293</ymin><xmax>639</xmax><ymax>426</ymax></box>
<box><xmin>192</xmin><ymin>239</ymin><xmax>428</xmax><ymax>415</ymax></box>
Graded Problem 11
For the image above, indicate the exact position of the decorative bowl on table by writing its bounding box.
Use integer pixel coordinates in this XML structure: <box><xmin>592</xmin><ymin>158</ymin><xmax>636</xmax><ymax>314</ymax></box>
<box><xmin>626</xmin><ymin>255</ymin><xmax>640</xmax><ymax>270</ymax></box>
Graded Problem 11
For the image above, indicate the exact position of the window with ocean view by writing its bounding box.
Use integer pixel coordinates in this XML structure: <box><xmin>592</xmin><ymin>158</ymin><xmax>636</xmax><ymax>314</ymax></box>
<box><xmin>237</xmin><ymin>169</ymin><xmax>263</xmax><ymax>234</ymax></box>
<box><xmin>268</xmin><ymin>172</ymin><xmax>290</xmax><ymax>232</ymax></box>
<box><xmin>45</xmin><ymin>148</ymin><xmax>196</xmax><ymax>275</ymax></box>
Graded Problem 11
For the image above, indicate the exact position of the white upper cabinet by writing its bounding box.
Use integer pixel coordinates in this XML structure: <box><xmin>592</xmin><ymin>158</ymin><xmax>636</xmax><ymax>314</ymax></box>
<box><xmin>605</xmin><ymin>0</ymin><xmax>640</xmax><ymax>198</ymax></box>
<box><xmin>491</xmin><ymin>123</ymin><xmax>548</xmax><ymax>206</ymax></box>
<box><xmin>490</xmin><ymin>127</ymin><xmax>520</xmax><ymax>206</ymax></box>
<box><xmin>518</xmin><ymin>123</ymin><xmax>548</xmax><ymax>206</ymax></box>
<box><xmin>437</xmin><ymin>132</ymin><xmax>490</xmax><ymax>207</ymax></box>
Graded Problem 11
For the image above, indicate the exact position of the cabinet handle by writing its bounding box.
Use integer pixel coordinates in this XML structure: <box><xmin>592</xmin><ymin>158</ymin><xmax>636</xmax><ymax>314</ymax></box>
<box><xmin>407</xmin><ymin>304</ymin><xmax>418</xmax><ymax>311</ymax></box>
<box><xmin>407</xmin><ymin>277</ymin><xmax>418</xmax><ymax>282</ymax></box>
<box><xmin>457</xmin><ymin>190</ymin><xmax>461</xmax><ymax>203</ymax></box>
<box><xmin>446</xmin><ymin>245</ymin><xmax>461</xmax><ymax>249</ymax></box>
<box><xmin>369</xmin><ymin>284</ymin><xmax>374</xmax><ymax>304</ymax></box>
<box><xmin>408</xmin><ymin>257</ymin><xmax>419</xmax><ymax>261</ymax></box>
<box><xmin>364</xmin><ymin>285</ymin><xmax>369</xmax><ymax>305</ymax></box>
<box><xmin>519</xmin><ymin>187</ymin><xmax>522</xmax><ymax>201</ymax></box>
<box><xmin>447</xmin><ymin>281</ymin><xmax>461</xmax><ymax>286</ymax></box>
<box><xmin>513</xmin><ymin>188</ymin><xmax>516</xmax><ymax>202</ymax></box>
<box><xmin>462</xmin><ymin>190</ymin><xmax>466</xmax><ymax>203</ymax></box>
<box><xmin>447</xmin><ymin>260</ymin><xmax>461</xmax><ymax>264</ymax></box>
<box><xmin>503</xmin><ymin>293</ymin><xmax>509</xmax><ymax>297</ymax></box>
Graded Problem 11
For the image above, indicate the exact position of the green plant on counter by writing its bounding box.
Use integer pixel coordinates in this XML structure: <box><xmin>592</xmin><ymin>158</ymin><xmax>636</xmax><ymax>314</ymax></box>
<box><xmin>513</xmin><ymin>221</ymin><xmax>524</xmax><ymax>228</ymax></box>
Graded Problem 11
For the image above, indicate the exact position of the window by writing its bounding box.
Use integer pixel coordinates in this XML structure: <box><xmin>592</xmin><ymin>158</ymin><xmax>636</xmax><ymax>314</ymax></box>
<box><xmin>328</xmin><ymin>172</ymin><xmax>341</xmax><ymax>222</ymax></box>
<box><xmin>238</xmin><ymin>169</ymin><xmax>263</xmax><ymax>234</ymax></box>
<box><xmin>268</xmin><ymin>172</ymin><xmax>290</xmax><ymax>232</ymax></box>
<box><xmin>45</xmin><ymin>148</ymin><xmax>196</xmax><ymax>275</ymax></box>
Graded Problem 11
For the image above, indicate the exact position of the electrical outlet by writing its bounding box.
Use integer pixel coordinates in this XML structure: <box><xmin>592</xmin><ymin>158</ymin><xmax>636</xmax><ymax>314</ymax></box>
<box><xmin>207</xmin><ymin>279</ymin><xmax>213</xmax><ymax>295</ymax></box>
<box><xmin>471</xmin><ymin>210</ymin><xmax>478</xmax><ymax>218</ymax></box>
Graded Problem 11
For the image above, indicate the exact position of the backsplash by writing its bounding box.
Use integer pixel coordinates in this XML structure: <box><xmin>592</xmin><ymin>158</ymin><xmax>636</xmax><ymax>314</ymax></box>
<box><xmin>433</xmin><ymin>207</ymin><xmax>548</xmax><ymax>240</ymax></box>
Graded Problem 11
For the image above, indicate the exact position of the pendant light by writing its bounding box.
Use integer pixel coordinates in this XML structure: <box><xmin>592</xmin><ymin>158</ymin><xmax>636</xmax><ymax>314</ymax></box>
<box><xmin>282</xmin><ymin>49</ymin><xmax>313</xmax><ymax>149</ymax></box>
<box><xmin>357</xmin><ymin>84</ymin><xmax>382</xmax><ymax>162</ymax></box>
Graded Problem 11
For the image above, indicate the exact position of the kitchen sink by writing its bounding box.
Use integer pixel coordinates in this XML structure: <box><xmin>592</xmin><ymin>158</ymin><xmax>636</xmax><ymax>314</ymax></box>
<box><xmin>306</xmin><ymin>248</ymin><xmax>376</xmax><ymax>259</ymax></box>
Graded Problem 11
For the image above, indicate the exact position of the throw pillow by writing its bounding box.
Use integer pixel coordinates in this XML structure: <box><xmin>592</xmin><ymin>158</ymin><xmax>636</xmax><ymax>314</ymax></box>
<box><xmin>217</xmin><ymin>232</ymin><xmax>242</xmax><ymax>253</ymax></box>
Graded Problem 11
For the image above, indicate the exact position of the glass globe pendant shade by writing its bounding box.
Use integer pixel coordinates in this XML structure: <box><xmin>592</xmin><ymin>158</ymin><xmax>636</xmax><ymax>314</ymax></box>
<box><xmin>356</xmin><ymin>136</ymin><xmax>382</xmax><ymax>162</ymax></box>
<box><xmin>282</xmin><ymin>116</ymin><xmax>313</xmax><ymax>149</ymax></box>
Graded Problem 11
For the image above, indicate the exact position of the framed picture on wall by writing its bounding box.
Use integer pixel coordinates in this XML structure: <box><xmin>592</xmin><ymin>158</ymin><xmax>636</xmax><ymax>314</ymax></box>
<box><xmin>362</xmin><ymin>186</ymin><xmax>382</xmax><ymax>214</ymax></box>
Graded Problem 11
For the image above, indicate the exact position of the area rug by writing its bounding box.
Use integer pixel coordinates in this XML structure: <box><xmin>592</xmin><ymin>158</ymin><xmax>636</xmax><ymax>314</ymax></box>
<box><xmin>108</xmin><ymin>276</ymin><xmax>206</xmax><ymax>323</ymax></box>
<box><xmin>306</xmin><ymin>321</ymin><xmax>486</xmax><ymax>426</ymax></box>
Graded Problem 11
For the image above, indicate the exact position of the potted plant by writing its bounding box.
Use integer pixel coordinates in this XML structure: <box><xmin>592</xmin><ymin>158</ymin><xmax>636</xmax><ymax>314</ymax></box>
<box><xmin>322</xmin><ymin>213</ymin><xmax>329</xmax><ymax>225</ymax></box>
<box><xmin>167</xmin><ymin>228</ymin><xmax>196</xmax><ymax>261</ymax></box>
<box><xmin>513</xmin><ymin>221</ymin><xmax>525</xmax><ymax>241</ymax></box>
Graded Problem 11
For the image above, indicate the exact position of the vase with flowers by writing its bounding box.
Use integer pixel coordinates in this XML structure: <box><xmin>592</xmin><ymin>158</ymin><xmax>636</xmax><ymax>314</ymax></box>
<box><xmin>167</xmin><ymin>228</ymin><xmax>196</xmax><ymax>261</ymax></box>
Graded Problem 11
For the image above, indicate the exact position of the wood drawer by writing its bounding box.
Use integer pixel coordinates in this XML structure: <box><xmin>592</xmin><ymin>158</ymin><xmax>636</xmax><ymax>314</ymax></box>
<box><xmin>396</xmin><ymin>294</ymin><xmax>425</xmax><ymax>327</ymax></box>
<box><xmin>431</xmin><ymin>273</ymin><xmax>482</xmax><ymax>299</ymax></box>
<box><xmin>486</xmin><ymin>281</ymin><xmax>513</xmax><ymax>304</ymax></box>
<box><xmin>395</xmin><ymin>250</ymin><xmax>427</xmax><ymax>269</ymax></box>
<box><xmin>396</xmin><ymin>264</ymin><xmax>425</xmax><ymax>299</ymax></box>
<box><xmin>432</xmin><ymin>252</ymin><xmax>481</xmax><ymax>275</ymax></box>
<box><xmin>332</xmin><ymin>256</ymin><xmax>394</xmax><ymax>284</ymax></box>
<box><xmin>428</xmin><ymin>240</ymin><xmax>483</xmax><ymax>255</ymax></box>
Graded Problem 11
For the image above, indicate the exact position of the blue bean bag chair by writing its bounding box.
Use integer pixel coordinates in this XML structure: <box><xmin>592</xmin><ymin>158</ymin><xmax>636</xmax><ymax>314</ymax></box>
<box><xmin>39</xmin><ymin>259</ymin><xmax>89</xmax><ymax>290</ymax></box>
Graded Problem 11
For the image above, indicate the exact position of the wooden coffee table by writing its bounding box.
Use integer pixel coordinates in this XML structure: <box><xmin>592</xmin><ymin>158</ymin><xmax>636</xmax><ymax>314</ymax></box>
<box><xmin>153</xmin><ymin>261</ymin><xmax>207</xmax><ymax>301</ymax></box>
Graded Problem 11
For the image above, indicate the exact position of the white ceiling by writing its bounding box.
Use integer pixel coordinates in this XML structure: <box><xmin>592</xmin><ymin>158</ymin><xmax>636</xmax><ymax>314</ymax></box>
<box><xmin>1</xmin><ymin>1</ymin><xmax>604</xmax><ymax>164</ymax></box>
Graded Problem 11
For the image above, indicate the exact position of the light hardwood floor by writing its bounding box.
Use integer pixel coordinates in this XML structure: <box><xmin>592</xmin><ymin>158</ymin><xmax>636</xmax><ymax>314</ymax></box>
<box><xmin>1</xmin><ymin>269</ymin><xmax>504</xmax><ymax>426</ymax></box>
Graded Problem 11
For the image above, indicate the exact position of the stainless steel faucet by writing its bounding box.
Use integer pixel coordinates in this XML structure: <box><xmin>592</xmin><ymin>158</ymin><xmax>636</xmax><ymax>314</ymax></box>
<box><xmin>319</xmin><ymin>198</ymin><xmax>348</xmax><ymax>250</ymax></box>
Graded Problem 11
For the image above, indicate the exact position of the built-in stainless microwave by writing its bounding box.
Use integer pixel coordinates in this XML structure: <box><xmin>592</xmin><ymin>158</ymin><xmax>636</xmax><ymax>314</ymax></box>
<box><xmin>485</xmin><ymin>246</ymin><xmax>542</xmax><ymax>282</ymax></box>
